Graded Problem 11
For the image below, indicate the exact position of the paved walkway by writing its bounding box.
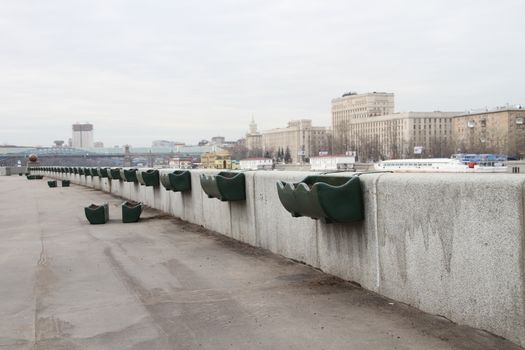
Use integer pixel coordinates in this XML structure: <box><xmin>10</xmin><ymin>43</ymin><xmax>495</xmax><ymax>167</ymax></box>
<box><xmin>0</xmin><ymin>176</ymin><xmax>522</xmax><ymax>350</ymax></box>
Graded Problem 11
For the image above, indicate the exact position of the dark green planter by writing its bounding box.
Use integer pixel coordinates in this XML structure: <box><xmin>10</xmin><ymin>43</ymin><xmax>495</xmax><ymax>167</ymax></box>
<box><xmin>160</xmin><ymin>170</ymin><xmax>192</xmax><ymax>192</ymax></box>
<box><xmin>91</xmin><ymin>168</ymin><xmax>99</xmax><ymax>177</ymax></box>
<box><xmin>47</xmin><ymin>180</ymin><xmax>57</xmax><ymax>188</ymax></box>
<box><xmin>122</xmin><ymin>201</ymin><xmax>144</xmax><ymax>223</ymax></box>
<box><xmin>98</xmin><ymin>168</ymin><xmax>110</xmax><ymax>178</ymax></box>
<box><xmin>84</xmin><ymin>203</ymin><xmax>109</xmax><ymax>224</ymax></box>
<box><xmin>121</xmin><ymin>168</ymin><xmax>138</xmax><ymax>182</ymax></box>
<box><xmin>109</xmin><ymin>168</ymin><xmax>122</xmax><ymax>180</ymax></box>
<box><xmin>200</xmin><ymin>172</ymin><xmax>245</xmax><ymax>201</ymax></box>
<box><xmin>73</xmin><ymin>167</ymin><xmax>79</xmax><ymax>174</ymax></box>
<box><xmin>276</xmin><ymin>175</ymin><xmax>364</xmax><ymax>224</ymax></box>
<box><xmin>137</xmin><ymin>169</ymin><xmax>160</xmax><ymax>187</ymax></box>
<box><xmin>62</xmin><ymin>180</ymin><xmax>70</xmax><ymax>187</ymax></box>
<box><xmin>79</xmin><ymin>167</ymin><xmax>85</xmax><ymax>175</ymax></box>
<box><xmin>27</xmin><ymin>175</ymin><xmax>43</xmax><ymax>180</ymax></box>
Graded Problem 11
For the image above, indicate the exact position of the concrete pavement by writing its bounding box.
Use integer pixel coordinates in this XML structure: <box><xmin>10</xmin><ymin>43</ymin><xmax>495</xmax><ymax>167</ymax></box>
<box><xmin>0</xmin><ymin>176</ymin><xmax>522</xmax><ymax>350</ymax></box>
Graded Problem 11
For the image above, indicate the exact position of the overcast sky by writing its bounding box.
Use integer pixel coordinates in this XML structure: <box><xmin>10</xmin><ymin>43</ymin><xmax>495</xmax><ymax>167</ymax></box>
<box><xmin>1</xmin><ymin>0</ymin><xmax>524</xmax><ymax>147</ymax></box>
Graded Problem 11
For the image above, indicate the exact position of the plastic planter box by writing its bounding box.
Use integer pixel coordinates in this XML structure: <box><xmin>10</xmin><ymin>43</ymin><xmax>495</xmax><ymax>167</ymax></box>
<box><xmin>79</xmin><ymin>167</ymin><xmax>85</xmax><ymax>175</ymax></box>
<box><xmin>91</xmin><ymin>168</ymin><xmax>99</xmax><ymax>177</ymax></box>
<box><xmin>276</xmin><ymin>175</ymin><xmax>364</xmax><ymax>224</ymax></box>
<box><xmin>84</xmin><ymin>203</ymin><xmax>109</xmax><ymax>224</ymax></box>
<box><xmin>160</xmin><ymin>170</ymin><xmax>192</xmax><ymax>192</ymax></box>
<box><xmin>109</xmin><ymin>168</ymin><xmax>122</xmax><ymax>180</ymax></box>
<box><xmin>122</xmin><ymin>201</ymin><xmax>144</xmax><ymax>223</ymax></box>
<box><xmin>73</xmin><ymin>167</ymin><xmax>79</xmax><ymax>174</ymax></box>
<box><xmin>98</xmin><ymin>168</ymin><xmax>110</xmax><ymax>178</ymax></box>
<box><xmin>200</xmin><ymin>172</ymin><xmax>245</xmax><ymax>201</ymax></box>
<box><xmin>27</xmin><ymin>175</ymin><xmax>43</xmax><ymax>180</ymax></box>
<box><xmin>137</xmin><ymin>169</ymin><xmax>160</xmax><ymax>187</ymax></box>
<box><xmin>121</xmin><ymin>168</ymin><xmax>138</xmax><ymax>182</ymax></box>
<box><xmin>62</xmin><ymin>180</ymin><xmax>70</xmax><ymax>187</ymax></box>
<box><xmin>47</xmin><ymin>180</ymin><xmax>57</xmax><ymax>188</ymax></box>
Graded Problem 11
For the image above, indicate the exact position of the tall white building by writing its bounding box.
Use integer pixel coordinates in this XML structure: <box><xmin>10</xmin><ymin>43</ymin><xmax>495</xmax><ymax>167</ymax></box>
<box><xmin>261</xmin><ymin>119</ymin><xmax>329</xmax><ymax>163</ymax></box>
<box><xmin>72</xmin><ymin>123</ymin><xmax>94</xmax><ymax>149</ymax></box>
<box><xmin>245</xmin><ymin>117</ymin><xmax>262</xmax><ymax>154</ymax></box>
<box><xmin>331</xmin><ymin>91</ymin><xmax>394</xmax><ymax>152</ymax></box>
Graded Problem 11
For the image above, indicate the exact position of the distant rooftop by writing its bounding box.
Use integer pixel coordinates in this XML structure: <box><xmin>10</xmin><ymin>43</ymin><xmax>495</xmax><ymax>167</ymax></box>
<box><xmin>459</xmin><ymin>104</ymin><xmax>524</xmax><ymax>117</ymax></box>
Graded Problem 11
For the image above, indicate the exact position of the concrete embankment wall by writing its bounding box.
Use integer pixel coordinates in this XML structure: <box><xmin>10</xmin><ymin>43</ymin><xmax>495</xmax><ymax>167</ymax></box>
<box><xmin>42</xmin><ymin>169</ymin><xmax>525</xmax><ymax>347</ymax></box>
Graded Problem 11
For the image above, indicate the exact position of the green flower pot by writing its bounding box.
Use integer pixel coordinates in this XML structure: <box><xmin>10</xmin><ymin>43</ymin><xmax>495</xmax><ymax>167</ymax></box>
<box><xmin>98</xmin><ymin>168</ymin><xmax>110</xmax><ymax>178</ymax></box>
<box><xmin>200</xmin><ymin>172</ymin><xmax>245</xmax><ymax>201</ymax></box>
<box><xmin>121</xmin><ymin>168</ymin><xmax>138</xmax><ymax>182</ymax></box>
<box><xmin>137</xmin><ymin>169</ymin><xmax>160</xmax><ymax>187</ymax></box>
<box><xmin>109</xmin><ymin>168</ymin><xmax>122</xmax><ymax>180</ymax></box>
<box><xmin>47</xmin><ymin>180</ymin><xmax>57</xmax><ymax>188</ymax></box>
<box><xmin>276</xmin><ymin>175</ymin><xmax>364</xmax><ymax>224</ymax></box>
<box><xmin>62</xmin><ymin>180</ymin><xmax>70</xmax><ymax>187</ymax></box>
<box><xmin>122</xmin><ymin>201</ymin><xmax>144</xmax><ymax>223</ymax></box>
<box><xmin>84</xmin><ymin>203</ymin><xmax>109</xmax><ymax>224</ymax></box>
<box><xmin>160</xmin><ymin>170</ymin><xmax>192</xmax><ymax>192</ymax></box>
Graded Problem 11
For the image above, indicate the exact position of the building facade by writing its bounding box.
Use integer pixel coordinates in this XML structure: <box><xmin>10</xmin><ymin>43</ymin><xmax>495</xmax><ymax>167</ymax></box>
<box><xmin>346</xmin><ymin>111</ymin><xmax>460</xmax><ymax>160</ymax></box>
<box><xmin>245</xmin><ymin>117</ymin><xmax>263</xmax><ymax>156</ymax></box>
<box><xmin>261</xmin><ymin>119</ymin><xmax>328</xmax><ymax>164</ymax></box>
<box><xmin>332</xmin><ymin>91</ymin><xmax>394</xmax><ymax>152</ymax></box>
<box><xmin>72</xmin><ymin>123</ymin><xmax>94</xmax><ymax>149</ymax></box>
<box><xmin>200</xmin><ymin>151</ymin><xmax>232</xmax><ymax>169</ymax></box>
<box><xmin>451</xmin><ymin>106</ymin><xmax>525</xmax><ymax>158</ymax></box>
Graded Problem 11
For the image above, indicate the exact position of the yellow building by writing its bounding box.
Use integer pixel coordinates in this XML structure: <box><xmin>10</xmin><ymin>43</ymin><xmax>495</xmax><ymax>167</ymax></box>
<box><xmin>201</xmin><ymin>152</ymin><xmax>232</xmax><ymax>169</ymax></box>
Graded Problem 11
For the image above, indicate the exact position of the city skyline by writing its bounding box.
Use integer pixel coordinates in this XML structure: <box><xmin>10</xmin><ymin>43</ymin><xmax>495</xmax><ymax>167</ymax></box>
<box><xmin>1</xmin><ymin>1</ymin><xmax>524</xmax><ymax>146</ymax></box>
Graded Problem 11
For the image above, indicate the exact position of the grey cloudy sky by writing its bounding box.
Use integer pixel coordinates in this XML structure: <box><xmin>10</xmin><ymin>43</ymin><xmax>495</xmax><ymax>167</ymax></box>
<box><xmin>1</xmin><ymin>0</ymin><xmax>524</xmax><ymax>147</ymax></box>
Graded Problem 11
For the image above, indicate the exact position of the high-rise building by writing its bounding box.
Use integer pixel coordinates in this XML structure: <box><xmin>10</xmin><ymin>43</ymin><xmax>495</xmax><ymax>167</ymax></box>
<box><xmin>245</xmin><ymin>117</ymin><xmax>262</xmax><ymax>155</ymax></box>
<box><xmin>331</xmin><ymin>91</ymin><xmax>394</xmax><ymax>152</ymax></box>
<box><xmin>72</xmin><ymin>123</ymin><xmax>94</xmax><ymax>149</ymax></box>
<box><xmin>261</xmin><ymin>119</ymin><xmax>329</xmax><ymax>163</ymax></box>
<box><xmin>451</xmin><ymin>105</ymin><xmax>525</xmax><ymax>158</ymax></box>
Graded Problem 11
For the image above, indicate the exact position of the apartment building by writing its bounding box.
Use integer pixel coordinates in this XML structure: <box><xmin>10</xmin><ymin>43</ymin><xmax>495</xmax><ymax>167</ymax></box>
<box><xmin>451</xmin><ymin>106</ymin><xmax>525</xmax><ymax>158</ymax></box>
<box><xmin>347</xmin><ymin>111</ymin><xmax>460</xmax><ymax>160</ymax></box>
<box><xmin>261</xmin><ymin>119</ymin><xmax>329</xmax><ymax>164</ymax></box>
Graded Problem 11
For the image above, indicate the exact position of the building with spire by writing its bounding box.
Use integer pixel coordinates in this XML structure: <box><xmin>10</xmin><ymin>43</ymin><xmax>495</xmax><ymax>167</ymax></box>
<box><xmin>245</xmin><ymin>117</ymin><xmax>262</xmax><ymax>155</ymax></box>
